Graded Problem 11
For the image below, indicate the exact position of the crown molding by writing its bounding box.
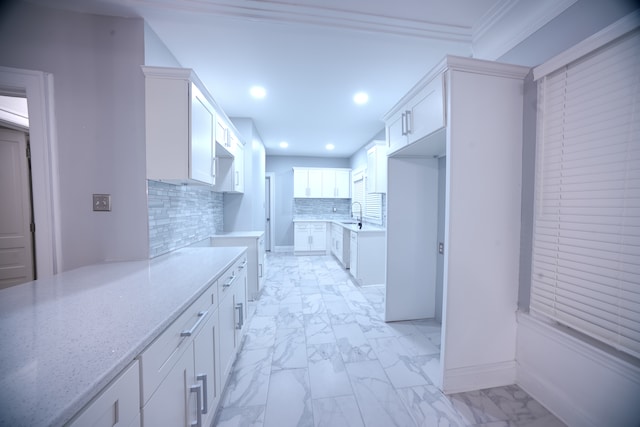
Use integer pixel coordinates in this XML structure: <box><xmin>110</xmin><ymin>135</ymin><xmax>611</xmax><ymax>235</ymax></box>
<box><xmin>134</xmin><ymin>0</ymin><xmax>473</xmax><ymax>42</ymax></box>
<box><xmin>472</xmin><ymin>0</ymin><xmax>578</xmax><ymax>60</ymax></box>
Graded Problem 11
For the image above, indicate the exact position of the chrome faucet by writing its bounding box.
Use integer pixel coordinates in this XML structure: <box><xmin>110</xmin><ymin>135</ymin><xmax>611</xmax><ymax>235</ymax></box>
<box><xmin>351</xmin><ymin>201</ymin><xmax>363</xmax><ymax>229</ymax></box>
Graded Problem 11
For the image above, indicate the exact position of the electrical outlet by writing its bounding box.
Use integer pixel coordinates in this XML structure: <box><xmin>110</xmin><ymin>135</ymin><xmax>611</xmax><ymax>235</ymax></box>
<box><xmin>93</xmin><ymin>194</ymin><xmax>111</xmax><ymax>212</ymax></box>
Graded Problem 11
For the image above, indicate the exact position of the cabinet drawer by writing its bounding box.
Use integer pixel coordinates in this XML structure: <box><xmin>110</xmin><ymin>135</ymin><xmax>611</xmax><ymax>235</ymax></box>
<box><xmin>68</xmin><ymin>360</ymin><xmax>140</xmax><ymax>427</ymax></box>
<box><xmin>138</xmin><ymin>281</ymin><xmax>215</xmax><ymax>405</ymax></box>
<box><xmin>218</xmin><ymin>255</ymin><xmax>247</xmax><ymax>300</ymax></box>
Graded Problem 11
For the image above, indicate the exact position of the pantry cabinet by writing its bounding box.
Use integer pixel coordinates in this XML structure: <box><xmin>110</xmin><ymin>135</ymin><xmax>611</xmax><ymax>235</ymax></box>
<box><xmin>294</xmin><ymin>221</ymin><xmax>327</xmax><ymax>254</ymax></box>
<box><xmin>384</xmin><ymin>55</ymin><xmax>529</xmax><ymax>393</ymax></box>
<box><xmin>143</xmin><ymin>67</ymin><xmax>216</xmax><ymax>185</ymax></box>
<box><xmin>293</xmin><ymin>167</ymin><xmax>350</xmax><ymax>198</ymax></box>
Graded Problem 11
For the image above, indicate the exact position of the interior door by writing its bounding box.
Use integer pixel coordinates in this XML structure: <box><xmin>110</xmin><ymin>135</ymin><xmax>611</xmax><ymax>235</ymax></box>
<box><xmin>265</xmin><ymin>175</ymin><xmax>271</xmax><ymax>251</ymax></box>
<box><xmin>0</xmin><ymin>127</ymin><xmax>34</xmax><ymax>288</ymax></box>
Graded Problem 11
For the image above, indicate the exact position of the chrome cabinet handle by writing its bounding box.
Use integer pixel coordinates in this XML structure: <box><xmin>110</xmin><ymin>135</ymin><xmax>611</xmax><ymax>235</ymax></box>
<box><xmin>197</xmin><ymin>374</ymin><xmax>208</xmax><ymax>414</ymax></box>
<box><xmin>239</xmin><ymin>260</ymin><xmax>247</xmax><ymax>269</ymax></box>
<box><xmin>405</xmin><ymin>110</ymin><xmax>413</xmax><ymax>134</ymax></box>
<box><xmin>235</xmin><ymin>303</ymin><xmax>244</xmax><ymax>330</ymax></box>
<box><xmin>258</xmin><ymin>263</ymin><xmax>263</xmax><ymax>278</ymax></box>
<box><xmin>223</xmin><ymin>273</ymin><xmax>236</xmax><ymax>288</ymax></box>
<box><xmin>181</xmin><ymin>311</ymin><xmax>208</xmax><ymax>337</ymax></box>
<box><xmin>401</xmin><ymin>112</ymin><xmax>407</xmax><ymax>136</ymax></box>
<box><xmin>190</xmin><ymin>384</ymin><xmax>202</xmax><ymax>427</ymax></box>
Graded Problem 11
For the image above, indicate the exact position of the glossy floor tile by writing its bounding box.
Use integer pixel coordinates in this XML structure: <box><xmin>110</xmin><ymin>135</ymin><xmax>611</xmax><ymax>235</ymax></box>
<box><xmin>214</xmin><ymin>253</ymin><xmax>565</xmax><ymax>427</ymax></box>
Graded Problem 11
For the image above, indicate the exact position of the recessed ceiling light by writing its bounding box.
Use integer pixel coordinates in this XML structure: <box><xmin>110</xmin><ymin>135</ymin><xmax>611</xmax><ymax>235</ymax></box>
<box><xmin>353</xmin><ymin>92</ymin><xmax>369</xmax><ymax>105</ymax></box>
<box><xmin>279</xmin><ymin>141</ymin><xmax>288</xmax><ymax>148</ymax></box>
<box><xmin>250</xmin><ymin>86</ymin><xmax>266</xmax><ymax>99</ymax></box>
<box><xmin>326</xmin><ymin>143</ymin><xmax>335</xmax><ymax>150</ymax></box>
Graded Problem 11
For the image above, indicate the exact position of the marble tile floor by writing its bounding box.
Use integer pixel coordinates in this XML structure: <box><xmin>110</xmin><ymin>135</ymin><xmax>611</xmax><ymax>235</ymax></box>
<box><xmin>214</xmin><ymin>252</ymin><xmax>565</xmax><ymax>427</ymax></box>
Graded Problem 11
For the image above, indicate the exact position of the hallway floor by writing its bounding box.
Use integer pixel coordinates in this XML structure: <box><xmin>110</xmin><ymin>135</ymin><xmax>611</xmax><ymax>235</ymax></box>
<box><xmin>214</xmin><ymin>252</ymin><xmax>565</xmax><ymax>427</ymax></box>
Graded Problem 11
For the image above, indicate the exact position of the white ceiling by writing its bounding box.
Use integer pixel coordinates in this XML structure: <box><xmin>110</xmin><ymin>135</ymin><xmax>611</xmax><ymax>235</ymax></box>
<box><xmin>29</xmin><ymin>0</ymin><xmax>578</xmax><ymax>157</ymax></box>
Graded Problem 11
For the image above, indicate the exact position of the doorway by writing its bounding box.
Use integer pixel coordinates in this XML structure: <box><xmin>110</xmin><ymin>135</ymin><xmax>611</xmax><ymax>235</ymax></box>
<box><xmin>0</xmin><ymin>123</ymin><xmax>35</xmax><ymax>288</ymax></box>
<box><xmin>265</xmin><ymin>173</ymin><xmax>275</xmax><ymax>252</ymax></box>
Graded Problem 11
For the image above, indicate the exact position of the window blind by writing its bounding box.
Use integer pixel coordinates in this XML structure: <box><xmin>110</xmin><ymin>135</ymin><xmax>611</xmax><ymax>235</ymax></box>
<box><xmin>531</xmin><ymin>30</ymin><xmax>640</xmax><ymax>358</ymax></box>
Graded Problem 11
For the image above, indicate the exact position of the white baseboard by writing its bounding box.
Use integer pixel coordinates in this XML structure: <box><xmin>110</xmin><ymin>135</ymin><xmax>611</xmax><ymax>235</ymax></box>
<box><xmin>442</xmin><ymin>360</ymin><xmax>516</xmax><ymax>394</ymax></box>
<box><xmin>274</xmin><ymin>246</ymin><xmax>293</xmax><ymax>253</ymax></box>
<box><xmin>516</xmin><ymin>312</ymin><xmax>640</xmax><ymax>427</ymax></box>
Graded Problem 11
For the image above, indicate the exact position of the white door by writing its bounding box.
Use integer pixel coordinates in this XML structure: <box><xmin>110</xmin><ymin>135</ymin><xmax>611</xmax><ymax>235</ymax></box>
<box><xmin>0</xmin><ymin>127</ymin><xmax>34</xmax><ymax>288</ymax></box>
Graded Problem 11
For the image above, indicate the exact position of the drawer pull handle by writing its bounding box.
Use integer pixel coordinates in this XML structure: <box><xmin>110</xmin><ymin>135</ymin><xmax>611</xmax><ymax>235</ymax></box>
<box><xmin>181</xmin><ymin>311</ymin><xmax>208</xmax><ymax>337</ymax></box>
<box><xmin>190</xmin><ymin>384</ymin><xmax>202</xmax><ymax>427</ymax></box>
<box><xmin>197</xmin><ymin>374</ymin><xmax>208</xmax><ymax>414</ymax></box>
<box><xmin>223</xmin><ymin>273</ymin><xmax>236</xmax><ymax>288</ymax></box>
<box><xmin>235</xmin><ymin>303</ymin><xmax>244</xmax><ymax>330</ymax></box>
<box><xmin>239</xmin><ymin>260</ymin><xmax>248</xmax><ymax>269</ymax></box>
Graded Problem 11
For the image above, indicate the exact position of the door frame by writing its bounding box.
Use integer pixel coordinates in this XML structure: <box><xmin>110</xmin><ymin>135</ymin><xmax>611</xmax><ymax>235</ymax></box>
<box><xmin>265</xmin><ymin>172</ymin><xmax>275</xmax><ymax>252</ymax></box>
<box><xmin>0</xmin><ymin>66</ymin><xmax>61</xmax><ymax>278</ymax></box>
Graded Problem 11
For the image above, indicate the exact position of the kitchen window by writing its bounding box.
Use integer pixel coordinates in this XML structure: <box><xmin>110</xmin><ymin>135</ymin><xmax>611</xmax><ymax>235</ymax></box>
<box><xmin>530</xmin><ymin>27</ymin><xmax>640</xmax><ymax>359</ymax></box>
<box><xmin>352</xmin><ymin>169</ymin><xmax>383</xmax><ymax>225</ymax></box>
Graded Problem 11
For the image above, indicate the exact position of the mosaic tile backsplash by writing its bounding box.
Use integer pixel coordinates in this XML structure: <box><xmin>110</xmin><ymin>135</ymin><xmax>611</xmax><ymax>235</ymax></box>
<box><xmin>293</xmin><ymin>198</ymin><xmax>352</xmax><ymax>219</ymax></box>
<box><xmin>148</xmin><ymin>180</ymin><xmax>223</xmax><ymax>257</ymax></box>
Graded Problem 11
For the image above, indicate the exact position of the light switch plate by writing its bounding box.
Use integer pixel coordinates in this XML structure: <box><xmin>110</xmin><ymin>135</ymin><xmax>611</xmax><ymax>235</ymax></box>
<box><xmin>93</xmin><ymin>194</ymin><xmax>111</xmax><ymax>212</ymax></box>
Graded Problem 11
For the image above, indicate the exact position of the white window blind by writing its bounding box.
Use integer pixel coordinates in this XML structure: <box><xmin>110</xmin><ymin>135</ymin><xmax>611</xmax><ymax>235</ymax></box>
<box><xmin>531</xmin><ymin>29</ymin><xmax>640</xmax><ymax>358</ymax></box>
<box><xmin>352</xmin><ymin>171</ymin><xmax>365</xmax><ymax>218</ymax></box>
<box><xmin>365</xmin><ymin>191</ymin><xmax>383</xmax><ymax>223</ymax></box>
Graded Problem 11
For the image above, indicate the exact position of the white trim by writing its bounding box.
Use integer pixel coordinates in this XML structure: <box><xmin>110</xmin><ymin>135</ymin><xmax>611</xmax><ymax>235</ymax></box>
<box><xmin>441</xmin><ymin>360</ymin><xmax>516</xmax><ymax>394</ymax></box>
<box><xmin>533</xmin><ymin>10</ymin><xmax>640</xmax><ymax>80</ymax></box>
<box><xmin>472</xmin><ymin>0</ymin><xmax>578</xmax><ymax>61</ymax></box>
<box><xmin>266</xmin><ymin>172</ymin><xmax>275</xmax><ymax>252</ymax></box>
<box><xmin>0</xmin><ymin>66</ymin><xmax>61</xmax><ymax>278</ymax></box>
<box><xmin>274</xmin><ymin>245</ymin><xmax>293</xmax><ymax>253</ymax></box>
<box><xmin>517</xmin><ymin>312</ymin><xmax>640</xmax><ymax>427</ymax></box>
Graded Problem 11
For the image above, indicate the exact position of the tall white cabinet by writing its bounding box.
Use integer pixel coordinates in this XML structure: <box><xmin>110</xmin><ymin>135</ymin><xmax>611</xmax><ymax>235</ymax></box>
<box><xmin>385</xmin><ymin>56</ymin><xmax>529</xmax><ymax>393</ymax></box>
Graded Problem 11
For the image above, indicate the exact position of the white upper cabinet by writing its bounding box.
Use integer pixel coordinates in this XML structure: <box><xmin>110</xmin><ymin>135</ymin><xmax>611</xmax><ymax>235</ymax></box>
<box><xmin>386</xmin><ymin>73</ymin><xmax>445</xmax><ymax>156</ymax></box>
<box><xmin>293</xmin><ymin>167</ymin><xmax>350</xmax><ymax>198</ymax></box>
<box><xmin>213</xmin><ymin>132</ymin><xmax>245</xmax><ymax>194</ymax></box>
<box><xmin>143</xmin><ymin>67</ymin><xmax>216</xmax><ymax>185</ymax></box>
<box><xmin>366</xmin><ymin>142</ymin><xmax>387</xmax><ymax>194</ymax></box>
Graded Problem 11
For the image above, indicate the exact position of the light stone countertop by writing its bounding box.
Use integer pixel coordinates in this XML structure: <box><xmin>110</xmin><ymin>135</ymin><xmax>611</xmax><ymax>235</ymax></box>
<box><xmin>0</xmin><ymin>246</ymin><xmax>245</xmax><ymax>427</ymax></box>
<box><xmin>293</xmin><ymin>218</ymin><xmax>386</xmax><ymax>233</ymax></box>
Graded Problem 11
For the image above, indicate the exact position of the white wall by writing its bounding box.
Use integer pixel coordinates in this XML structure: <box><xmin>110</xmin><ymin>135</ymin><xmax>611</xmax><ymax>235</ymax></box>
<box><xmin>0</xmin><ymin>1</ymin><xmax>149</xmax><ymax>271</ymax></box>
<box><xmin>225</xmin><ymin>118</ymin><xmax>266</xmax><ymax>232</ymax></box>
<box><xmin>144</xmin><ymin>22</ymin><xmax>181</xmax><ymax>67</ymax></box>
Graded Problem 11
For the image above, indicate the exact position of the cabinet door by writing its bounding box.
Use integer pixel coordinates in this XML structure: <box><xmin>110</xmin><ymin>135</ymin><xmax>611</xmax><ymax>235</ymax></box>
<box><xmin>309</xmin><ymin>223</ymin><xmax>326</xmax><ymax>251</ymax></box>
<box><xmin>218</xmin><ymin>290</ymin><xmax>236</xmax><ymax>387</ymax></box>
<box><xmin>190</xmin><ymin>83</ymin><xmax>215</xmax><ymax>185</ymax></box>
<box><xmin>69</xmin><ymin>361</ymin><xmax>140</xmax><ymax>427</ymax></box>
<box><xmin>257</xmin><ymin>236</ymin><xmax>265</xmax><ymax>292</ymax></box>
<box><xmin>233</xmin><ymin>142</ymin><xmax>244</xmax><ymax>193</ymax></box>
<box><xmin>334</xmin><ymin>170</ymin><xmax>351</xmax><ymax>198</ymax></box>
<box><xmin>294</xmin><ymin>223</ymin><xmax>310</xmax><ymax>251</ymax></box>
<box><xmin>308</xmin><ymin>169</ymin><xmax>323</xmax><ymax>197</ymax></box>
<box><xmin>408</xmin><ymin>74</ymin><xmax>445</xmax><ymax>144</ymax></box>
<box><xmin>215</xmin><ymin>116</ymin><xmax>228</xmax><ymax>147</ymax></box>
<box><xmin>350</xmin><ymin>232</ymin><xmax>358</xmax><ymax>278</ymax></box>
<box><xmin>387</xmin><ymin>110</ymin><xmax>408</xmax><ymax>155</ymax></box>
<box><xmin>193</xmin><ymin>310</ymin><xmax>220</xmax><ymax>427</ymax></box>
<box><xmin>322</xmin><ymin>170</ymin><xmax>336</xmax><ymax>198</ymax></box>
<box><xmin>293</xmin><ymin>169</ymin><xmax>309</xmax><ymax>198</ymax></box>
<box><xmin>234</xmin><ymin>264</ymin><xmax>248</xmax><ymax>342</ymax></box>
<box><xmin>142</xmin><ymin>345</ymin><xmax>198</xmax><ymax>427</ymax></box>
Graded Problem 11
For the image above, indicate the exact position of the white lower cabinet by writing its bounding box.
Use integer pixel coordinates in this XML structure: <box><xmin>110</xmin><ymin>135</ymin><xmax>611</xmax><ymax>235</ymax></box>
<box><xmin>330</xmin><ymin>223</ymin><xmax>349</xmax><ymax>268</ymax></box>
<box><xmin>68</xmin><ymin>360</ymin><xmax>140</xmax><ymax>427</ymax></box>
<box><xmin>139</xmin><ymin>252</ymin><xmax>247</xmax><ymax>427</ymax></box>
<box><xmin>349</xmin><ymin>230</ymin><xmax>386</xmax><ymax>286</ymax></box>
<box><xmin>294</xmin><ymin>222</ymin><xmax>327</xmax><ymax>254</ymax></box>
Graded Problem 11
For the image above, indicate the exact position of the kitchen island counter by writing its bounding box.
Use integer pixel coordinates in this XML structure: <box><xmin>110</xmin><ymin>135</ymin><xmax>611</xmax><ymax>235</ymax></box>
<box><xmin>0</xmin><ymin>246</ymin><xmax>245</xmax><ymax>427</ymax></box>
